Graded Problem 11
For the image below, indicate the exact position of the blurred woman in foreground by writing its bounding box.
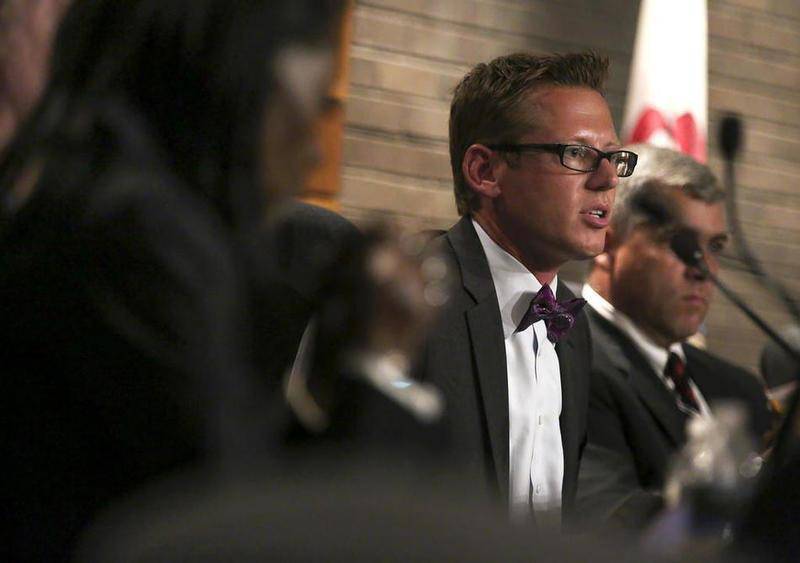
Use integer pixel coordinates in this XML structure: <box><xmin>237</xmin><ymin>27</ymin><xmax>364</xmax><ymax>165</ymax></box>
<box><xmin>0</xmin><ymin>0</ymin><xmax>340</xmax><ymax>559</ymax></box>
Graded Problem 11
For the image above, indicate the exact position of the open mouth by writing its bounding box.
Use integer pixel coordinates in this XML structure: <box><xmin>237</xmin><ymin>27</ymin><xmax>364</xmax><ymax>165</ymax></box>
<box><xmin>580</xmin><ymin>206</ymin><xmax>611</xmax><ymax>229</ymax></box>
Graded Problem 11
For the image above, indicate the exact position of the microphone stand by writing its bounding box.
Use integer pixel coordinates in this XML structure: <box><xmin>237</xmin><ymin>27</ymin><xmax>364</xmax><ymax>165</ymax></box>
<box><xmin>672</xmin><ymin>237</ymin><xmax>800</xmax><ymax>365</ymax></box>
<box><xmin>712</xmin><ymin>278</ymin><xmax>800</xmax><ymax>365</ymax></box>
<box><xmin>719</xmin><ymin>114</ymin><xmax>800</xmax><ymax>327</ymax></box>
<box><xmin>714</xmin><ymin>117</ymin><xmax>800</xmax><ymax>557</ymax></box>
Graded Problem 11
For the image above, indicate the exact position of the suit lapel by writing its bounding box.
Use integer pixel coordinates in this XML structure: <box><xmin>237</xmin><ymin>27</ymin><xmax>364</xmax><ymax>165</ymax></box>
<box><xmin>447</xmin><ymin>217</ymin><xmax>509</xmax><ymax>500</ymax></box>
<box><xmin>683</xmin><ymin>346</ymin><xmax>728</xmax><ymax>400</ymax></box>
<box><xmin>587</xmin><ymin>308</ymin><xmax>687</xmax><ymax>446</ymax></box>
<box><xmin>555</xmin><ymin>283</ymin><xmax>577</xmax><ymax>472</ymax></box>
<box><xmin>555</xmin><ymin>331</ymin><xmax>578</xmax><ymax>502</ymax></box>
<box><xmin>467</xmin><ymin>302</ymin><xmax>509</xmax><ymax>499</ymax></box>
<box><xmin>555</xmin><ymin>338</ymin><xmax>575</xmax><ymax>447</ymax></box>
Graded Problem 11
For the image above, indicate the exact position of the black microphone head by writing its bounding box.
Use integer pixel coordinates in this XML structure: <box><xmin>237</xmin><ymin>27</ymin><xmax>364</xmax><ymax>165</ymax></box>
<box><xmin>670</xmin><ymin>228</ymin><xmax>704</xmax><ymax>268</ymax></box>
<box><xmin>720</xmin><ymin>113</ymin><xmax>742</xmax><ymax>161</ymax></box>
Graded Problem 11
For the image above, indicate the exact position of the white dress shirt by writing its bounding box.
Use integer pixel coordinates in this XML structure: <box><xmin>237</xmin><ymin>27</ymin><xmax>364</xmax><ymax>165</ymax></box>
<box><xmin>582</xmin><ymin>284</ymin><xmax>712</xmax><ymax>418</ymax></box>
<box><xmin>473</xmin><ymin>220</ymin><xmax>564</xmax><ymax>520</ymax></box>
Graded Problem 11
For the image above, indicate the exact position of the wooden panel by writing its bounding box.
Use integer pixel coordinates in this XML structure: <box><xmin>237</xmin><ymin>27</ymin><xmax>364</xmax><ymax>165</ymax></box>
<box><xmin>352</xmin><ymin>5</ymin><xmax>633</xmax><ymax>92</ymax></box>
<box><xmin>350</xmin><ymin>47</ymin><xmax>463</xmax><ymax>101</ymax></box>
<box><xmin>346</xmin><ymin>92</ymin><xmax>449</xmax><ymax>141</ymax></box>
<box><xmin>710</xmin><ymin>7</ymin><xmax>800</xmax><ymax>55</ymax></box>
<box><xmin>360</xmin><ymin>0</ymin><xmax>637</xmax><ymax>55</ymax></box>
<box><xmin>340</xmin><ymin>167</ymin><xmax>456</xmax><ymax>222</ymax></box>
<box><xmin>353</xmin><ymin>5</ymin><xmax>516</xmax><ymax>65</ymax></box>
<box><xmin>709</xmin><ymin>48</ymin><xmax>800</xmax><ymax>92</ymax></box>
<box><xmin>719</xmin><ymin>0</ymin><xmax>800</xmax><ymax>21</ymax></box>
<box><xmin>343</xmin><ymin>132</ymin><xmax>451</xmax><ymax>182</ymax></box>
<box><xmin>709</xmin><ymin>86</ymin><xmax>800</xmax><ymax>128</ymax></box>
<box><xmin>711</xmin><ymin>74</ymin><xmax>800</xmax><ymax>110</ymax></box>
<box><xmin>707</xmin><ymin>156</ymin><xmax>800</xmax><ymax>198</ymax></box>
<box><xmin>350</xmin><ymin>46</ymin><xmax>628</xmax><ymax>105</ymax></box>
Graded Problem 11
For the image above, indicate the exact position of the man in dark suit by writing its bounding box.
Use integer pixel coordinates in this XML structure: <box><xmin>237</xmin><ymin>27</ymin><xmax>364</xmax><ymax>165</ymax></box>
<box><xmin>576</xmin><ymin>144</ymin><xmax>773</xmax><ymax>530</ymax></box>
<box><xmin>415</xmin><ymin>52</ymin><xmax>634</xmax><ymax>523</ymax></box>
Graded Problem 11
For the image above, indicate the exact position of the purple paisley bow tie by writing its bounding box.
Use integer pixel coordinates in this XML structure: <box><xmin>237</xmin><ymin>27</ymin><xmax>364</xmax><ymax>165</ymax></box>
<box><xmin>515</xmin><ymin>285</ymin><xmax>586</xmax><ymax>343</ymax></box>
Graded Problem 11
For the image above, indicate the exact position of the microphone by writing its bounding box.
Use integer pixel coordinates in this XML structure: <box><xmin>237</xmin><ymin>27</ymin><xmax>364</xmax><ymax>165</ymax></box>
<box><xmin>669</xmin><ymin>228</ymin><xmax>706</xmax><ymax>270</ymax></box>
<box><xmin>719</xmin><ymin>114</ymin><xmax>742</xmax><ymax>162</ymax></box>
<box><xmin>715</xmin><ymin>114</ymin><xmax>800</xmax><ymax>341</ymax></box>
<box><xmin>669</xmin><ymin>229</ymin><xmax>800</xmax><ymax>366</ymax></box>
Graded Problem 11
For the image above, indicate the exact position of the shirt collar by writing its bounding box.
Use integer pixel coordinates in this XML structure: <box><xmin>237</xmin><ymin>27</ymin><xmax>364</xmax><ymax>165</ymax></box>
<box><xmin>582</xmin><ymin>284</ymin><xmax>684</xmax><ymax>375</ymax></box>
<box><xmin>472</xmin><ymin>218</ymin><xmax>557</xmax><ymax>339</ymax></box>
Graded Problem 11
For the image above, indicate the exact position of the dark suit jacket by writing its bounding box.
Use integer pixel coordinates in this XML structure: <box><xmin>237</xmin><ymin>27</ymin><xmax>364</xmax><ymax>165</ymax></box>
<box><xmin>415</xmin><ymin>216</ymin><xmax>592</xmax><ymax>516</ymax></box>
<box><xmin>577</xmin><ymin>305</ymin><xmax>773</xmax><ymax>529</ymax></box>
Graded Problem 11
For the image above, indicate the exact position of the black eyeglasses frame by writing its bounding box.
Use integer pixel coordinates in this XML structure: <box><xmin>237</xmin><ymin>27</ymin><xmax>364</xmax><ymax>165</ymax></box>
<box><xmin>486</xmin><ymin>142</ymin><xmax>638</xmax><ymax>177</ymax></box>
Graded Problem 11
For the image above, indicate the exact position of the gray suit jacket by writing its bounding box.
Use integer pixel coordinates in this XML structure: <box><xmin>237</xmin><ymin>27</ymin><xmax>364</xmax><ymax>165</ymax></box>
<box><xmin>577</xmin><ymin>306</ymin><xmax>773</xmax><ymax>529</ymax></box>
<box><xmin>415</xmin><ymin>216</ymin><xmax>592</xmax><ymax>516</ymax></box>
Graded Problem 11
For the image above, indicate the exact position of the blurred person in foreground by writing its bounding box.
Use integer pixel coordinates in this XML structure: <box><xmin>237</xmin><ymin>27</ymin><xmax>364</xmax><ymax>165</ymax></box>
<box><xmin>576</xmin><ymin>144</ymin><xmax>773</xmax><ymax>531</ymax></box>
<box><xmin>0</xmin><ymin>0</ymin><xmax>71</xmax><ymax>151</ymax></box>
<box><xmin>414</xmin><ymin>51</ymin><xmax>633</xmax><ymax>524</ymax></box>
<box><xmin>734</xmin><ymin>325</ymin><xmax>800</xmax><ymax>563</ymax></box>
<box><xmin>0</xmin><ymin>0</ymin><xmax>342</xmax><ymax>559</ymax></box>
<box><xmin>248</xmin><ymin>200</ymin><xmax>362</xmax><ymax>394</ymax></box>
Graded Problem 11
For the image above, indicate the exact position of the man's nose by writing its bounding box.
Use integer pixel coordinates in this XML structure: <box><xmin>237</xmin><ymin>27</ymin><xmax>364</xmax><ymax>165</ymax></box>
<box><xmin>586</xmin><ymin>157</ymin><xmax>618</xmax><ymax>191</ymax></box>
<box><xmin>686</xmin><ymin>264</ymin><xmax>708</xmax><ymax>282</ymax></box>
<box><xmin>685</xmin><ymin>245</ymin><xmax>719</xmax><ymax>281</ymax></box>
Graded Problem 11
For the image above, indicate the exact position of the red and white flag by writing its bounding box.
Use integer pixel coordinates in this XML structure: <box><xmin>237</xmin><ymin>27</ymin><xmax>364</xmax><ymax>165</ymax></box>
<box><xmin>622</xmin><ymin>0</ymin><xmax>708</xmax><ymax>162</ymax></box>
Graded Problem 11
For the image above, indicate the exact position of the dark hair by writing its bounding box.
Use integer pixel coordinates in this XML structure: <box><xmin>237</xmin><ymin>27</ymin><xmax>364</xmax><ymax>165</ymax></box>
<box><xmin>449</xmin><ymin>51</ymin><xmax>609</xmax><ymax>215</ymax></box>
<box><xmin>0</xmin><ymin>0</ymin><xmax>342</xmax><ymax>230</ymax></box>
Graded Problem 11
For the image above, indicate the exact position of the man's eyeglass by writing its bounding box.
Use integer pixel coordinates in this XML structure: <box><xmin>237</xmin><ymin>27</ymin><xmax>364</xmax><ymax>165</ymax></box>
<box><xmin>486</xmin><ymin>143</ymin><xmax>638</xmax><ymax>178</ymax></box>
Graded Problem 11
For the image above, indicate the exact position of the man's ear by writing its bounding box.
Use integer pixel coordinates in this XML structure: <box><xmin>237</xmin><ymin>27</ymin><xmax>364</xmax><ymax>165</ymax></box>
<box><xmin>462</xmin><ymin>144</ymin><xmax>501</xmax><ymax>199</ymax></box>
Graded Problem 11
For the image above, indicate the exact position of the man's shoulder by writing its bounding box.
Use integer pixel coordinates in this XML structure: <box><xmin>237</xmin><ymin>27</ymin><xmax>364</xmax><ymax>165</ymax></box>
<box><xmin>683</xmin><ymin>344</ymin><xmax>762</xmax><ymax>389</ymax></box>
<box><xmin>431</xmin><ymin>214</ymin><xmax>476</xmax><ymax>253</ymax></box>
<box><xmin>419</xmin><ymin>215</ymin><xmax>469</xmax><ymax>258</ymax></box>
<box><xmin>684</xmin><ymin>344</ymin><xmax>752</xmax><ymax>378</ymax></box>
<box><xmin>583</xmin><ymin>305</ymin><xmax>631</xmax><ymax>361</ymax></box>
<box><xmin>423</xmin><ymin>215</ymin><xmax>495</xmax><ymax>298</ymax></box>
<box><xmin>583</xmin><ymin>304</ymin><xmax>619</xmax><ymax>338</ymax></box>
<box><xmin>684</xmin><ymin>343</ymin><xmax>772</xmax><ymax>434</ymax></box>
<box><xmin>582</xmin><ymin>305</ymin><xmax>660</xmax><ymax>393</ymax></box>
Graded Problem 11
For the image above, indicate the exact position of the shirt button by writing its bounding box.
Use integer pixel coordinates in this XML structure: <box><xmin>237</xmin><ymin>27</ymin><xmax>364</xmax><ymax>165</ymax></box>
<box><xmin>535</xmin><ymin>484</ymin><xmax>543</xmax><ymax>495</ymax></box>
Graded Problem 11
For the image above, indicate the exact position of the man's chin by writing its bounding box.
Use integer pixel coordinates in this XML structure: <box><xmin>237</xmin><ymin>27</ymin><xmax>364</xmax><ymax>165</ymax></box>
<box><xmin>572</xmin><ymin>241</ymin><xmax>606</xmax><ymax>260</ymax></box>
<box><xmin>671</xmin><ymin>320</ymin><xmax>705</xmax><ymax>344</ymax></box>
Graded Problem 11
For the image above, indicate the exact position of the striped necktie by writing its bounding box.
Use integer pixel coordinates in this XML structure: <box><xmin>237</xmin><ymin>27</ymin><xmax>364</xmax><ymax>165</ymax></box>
<box><xmin>665</xmin><ymin>352</ymin><xmax>700</xmax><ymax>415</ymax></box>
